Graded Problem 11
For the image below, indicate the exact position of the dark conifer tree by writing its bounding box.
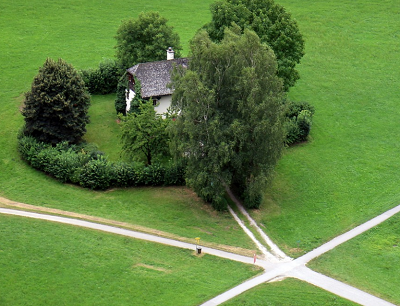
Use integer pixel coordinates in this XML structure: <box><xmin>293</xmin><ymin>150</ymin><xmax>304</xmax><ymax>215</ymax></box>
<box><xmin>22</xmin><ymin>58</ymin><xmax>90</xmax><ymax>144</ymax></box>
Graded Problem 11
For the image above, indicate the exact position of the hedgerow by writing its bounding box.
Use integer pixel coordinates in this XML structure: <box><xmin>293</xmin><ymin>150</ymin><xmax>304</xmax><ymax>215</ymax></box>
<box><xmin>17</xmin><ymin>136</ymin><xmax>185</xmax><ymax>190</ymax></box>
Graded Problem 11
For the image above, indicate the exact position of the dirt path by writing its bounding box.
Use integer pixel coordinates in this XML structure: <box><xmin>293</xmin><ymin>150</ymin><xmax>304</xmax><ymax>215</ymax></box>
<box><xmin>0</xmin><ymin>196</ymin><xmax>254</xmax><ymax>257</ymax></box>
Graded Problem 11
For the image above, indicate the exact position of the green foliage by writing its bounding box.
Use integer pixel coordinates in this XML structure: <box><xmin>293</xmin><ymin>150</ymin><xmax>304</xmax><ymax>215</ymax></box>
<box><xmin>284</xmin><ymin>100</ymin><xmax>315</xmax><ymax>145</ymax></box>
<box><xmin>111</xmin><ymin>161</ymin><xmax>137</xmax><ymax>187</ymax></box>
<box><xmin>17</xmin><ymin>136</ymin><xmax>184</xmax><ymax>190</ymax></box>
<box><xmin>115</xmin><ymin>78</ymin><xmax>128</xmax><ymax>115</ymax></box>
<box><xmin>81</xmin><ymin>59</ymin><xmax>120</xmax><ymax>95</ymax></box>
<box><xmin>78</xmin><ymin>156</ymin><xmax>113</xmax><ymax>190</ymax></box>
<box><xmin>115</xmin><ymin>11</ymin><xmax>182</xmax><ymax>68</ymax></box>
<box><xmin>128</xmin><ymin>78</ymin><xmax>144</xmax><ymax>114</ymax></box>
<box><xmin>164</xmin><ymin>160</ymin><xmax>186</xmax><ymax>186</ymax></box>
<box><xmin>120</xmin><ymin>101</ymin><xmax>170</xmax><ymax>165</ymax></box>
<box><xmin>170</xmin><ymin>28</ymin><xmax>284</xmax><ymax>210</ymax></box>
<box><xmin>21</xmin><ymin>58</ymin><xmax>90</xmax><ymax>145</ymax></box>
<box><xmin>204</xmin><ymin>0</ymin><xmax>305</xmax><ymax>91</ymax></box>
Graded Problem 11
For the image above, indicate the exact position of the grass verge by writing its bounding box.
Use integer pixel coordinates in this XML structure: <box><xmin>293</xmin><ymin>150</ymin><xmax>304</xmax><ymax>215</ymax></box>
<box><xmin>309</xmin><ymin>213</ymin><xmax>400</xmax><ymax>305</ymax></box>
<box><xmin>0</xmin><ymin>214</ymin><xmax>261</xmax><ymax>306</ymax></box>
<box><xmin>222</xmin><ymin>278</ymin><xmax>358</xmax><ymax>305</ymax></box>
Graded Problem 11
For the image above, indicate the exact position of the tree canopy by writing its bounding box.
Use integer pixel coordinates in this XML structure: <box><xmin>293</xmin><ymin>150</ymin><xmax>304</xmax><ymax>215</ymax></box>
<box><xmin>21</xmin><ymin>58</ymin><xmax>90</xmax><ymax>145</ymax></box>
<box><xmin>115</xmin><ymin>11</ymin><xmax>182</xmax><ymax>69</ymax></box>
<box><xmin>204</xmin><ymin>0</ymin><xmax>305</xmax><ymax>91</ymax></box>
<box><xmin>120</xmin><ymin>101</ymin><xmax>170</xmax><ymax>165</ymax></box>
<box><xmin>169</xmin><ymin>27</ymin><xmax>285</xmax><ymax>209</ymax></box>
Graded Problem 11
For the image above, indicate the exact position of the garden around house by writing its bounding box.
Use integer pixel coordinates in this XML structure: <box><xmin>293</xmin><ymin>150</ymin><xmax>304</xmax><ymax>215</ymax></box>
<box><xmin>1</xmin><ymin>0</ymin><xmax>400</xmax><ymax>305</ymax></box>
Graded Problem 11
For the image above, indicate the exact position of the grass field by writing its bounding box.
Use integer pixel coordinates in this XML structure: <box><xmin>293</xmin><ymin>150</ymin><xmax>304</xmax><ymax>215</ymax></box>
<box><xmin>1</xmin><ymin>0</ymin><xmax>400</xmax><ymax>304</ymax></box>
<box><xmin>309</xmin><ymin>212</ymin><xmax>400</xmax><ymax>305</ymax></box>
<box><xmin>0</xmin><ymin>0</ymin><xmax>261</xmax><ymax>251</ymax></box>
<box><xmin>222</xmin><ymin>278</ymin><xmax>358</xmax><ymax>306</ymax></box>
<box><xmin>253</xmin><ymin>0</ymin><xmax>400</xmax><ymax>255</ymax></box>
<box><xmin>0</xmin><ymin>215</ymin><xmax>260</xmax><ymax>306</ymax></box>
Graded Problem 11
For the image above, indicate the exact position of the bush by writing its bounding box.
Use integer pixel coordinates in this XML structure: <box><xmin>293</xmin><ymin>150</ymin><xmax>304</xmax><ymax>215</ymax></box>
<box><xmin>211</xmin><ymin>196</ymin><xmax>228</xmax><ymax>211</ymax></box>
<box><xmin>164</xmin><ymin>161</ymin><xmax>186</xmax><ymax>186</ymax></box>
<box><xmin>243</xmin><ymin>190</ymin><xmax>263</xmax><ymax>209</ymax></box>
<box><xmin>115</xmin><ymin>79</ymin><xmax>127</xmax><ymax>115</ymax></box>
<box><xmin>146</xmin><ymin>163</ymin><xmax>166</xmax><ymax>186</ymax></box>
<box><xmin>78</xmin><ymin>156</ymin><xmax>113</xmax><ymax>190</ymax></box>
<box><xmin>284</xmin><ymin>100</ymin><xmax>315</xmax><ymax>145</ymax></box>
<box><xmin>111</xmin><ymin>162</ymin><xmax>137</xmax><ymax>187</ymax></box>
<box><xmin>81</xmin><ymin>59</ymin><xmax>120</xmax><ymax>95</ymax></box>
<box><xmin>17</xmin><ymin>136</ymin><xmax>186</xmax><ymax>190</ymax></box>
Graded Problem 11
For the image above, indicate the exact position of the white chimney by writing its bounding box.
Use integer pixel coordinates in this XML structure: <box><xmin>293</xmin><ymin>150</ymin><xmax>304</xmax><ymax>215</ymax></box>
<box><xmin>167</xmin><ymin>47</ymin><xmax>174</xmax><ymax>60</ymax></box>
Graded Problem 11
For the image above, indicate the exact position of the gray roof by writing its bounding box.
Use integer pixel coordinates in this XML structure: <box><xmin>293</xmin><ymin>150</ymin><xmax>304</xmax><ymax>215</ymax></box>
<box><xmin>127</xmin><ymin>58</ymin><xmax>189</xmax><ymax>98</ymax></box>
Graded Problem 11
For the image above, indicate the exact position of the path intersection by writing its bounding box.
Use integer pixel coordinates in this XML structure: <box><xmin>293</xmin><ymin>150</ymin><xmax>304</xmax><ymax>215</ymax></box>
<box><xmin>1</xmin><ymin>200</ymin><xmax>400</xmax><ymax>305</ymax></box>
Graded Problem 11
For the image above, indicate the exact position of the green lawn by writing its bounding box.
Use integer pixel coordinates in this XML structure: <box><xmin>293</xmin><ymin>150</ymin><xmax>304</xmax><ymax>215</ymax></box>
<box><xmin>222</xmin><ymin>278</ymin><xmax>358</xmax><ymax>306</ymax></box>
<box><xmin>309</xmin><ymin>213</ymin><xmax>400</xmax><ymax>305</ymax></box>
<box><xmin>1</xmin><ymin>0</ymin><xmax>400</xmax><ymax>304</ymax></box>
<box><xmin>84</xmin><ymin>94</ymin><xmax>124</xmax><ymax>162</ymax></box>
<box><xmin>0</xmin><ymin>215</ymin><xmax>260</xmax><ymax>306</ymax></box>
<box><xmin>251</xmin><ymin>0</ymin><xmax>400</xmax><ymax>255</ymax></box>
<box><xmin>0</xmin><ymin>0</ymin><xmax>261</xmax><ymax>251</ymax></box>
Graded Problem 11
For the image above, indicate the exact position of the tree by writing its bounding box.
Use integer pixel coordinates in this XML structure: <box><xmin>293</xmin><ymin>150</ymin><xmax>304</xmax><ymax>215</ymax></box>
<box><xmin>203</xmin><ymin>0</ymin><xmax>305</xmax><ymax>91</ymax></box>
<box><xmin>120</xmin><ymin>101</ymin><xmax>170</xmax><ymax>165</ymax></box>
<box><xmin>115</xmin><ymin>11</ymin><xmax>182</xmax><ymax>69</ymax></box>
<box><xmin>169</xmin><ymin>27</ymin><xmax>285</xmax><ymax>209</ymax></box>
<box><xmin>21</xmin><ymin>58</ymin><xmax>90</xmax><ymax>145</ymax></box>
<box><xmin>115</xmin><ymin>78</ymin><xmax>127</xmax><ymax>115</ymax></box>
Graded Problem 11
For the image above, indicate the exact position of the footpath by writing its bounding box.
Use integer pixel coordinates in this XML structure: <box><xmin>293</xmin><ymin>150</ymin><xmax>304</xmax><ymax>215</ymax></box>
<box><xmin>1</xmin><ymin>200</ymin><xmax>400</xmax><ymax>305</ymax></box>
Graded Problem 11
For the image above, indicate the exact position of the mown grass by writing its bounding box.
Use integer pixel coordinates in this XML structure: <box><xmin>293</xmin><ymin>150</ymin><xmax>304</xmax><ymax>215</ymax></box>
<box><xmin>252</xmin><ymin>0</ymin><xmax>400</xmax><ymax>255</ymax></box>
<box><xmin>0</xmin><ymin>215</ymin><xmax>261</xmax><ymax>306</ymax></box>
<box><xmin>84</xmin><ymin>94</ymin><xmax>124</xmax><ymax>162</ymax></box>
<box><xmin>309</xmin><ymin>213</ymin><xmax>400</xmax><ymax>305</ymax></box>
<box><xmin>0</xmin><ymin>0</ymin><xmax>259</xmax><ymax>251</ymax></box>
<box><xmin>1</xmin><ymin>0</ymin><xmax>400</xmax><ymax>303</ymax></box>
<box><xmin>222</xmin><ymin>278</ymin><xmax>358</xmax><ymax>306</ymax></box>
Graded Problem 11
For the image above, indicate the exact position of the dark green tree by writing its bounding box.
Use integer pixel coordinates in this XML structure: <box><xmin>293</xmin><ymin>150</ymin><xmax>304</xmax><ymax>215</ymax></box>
<box><xmin>204</xmin><ymin>0</ymin><xmax>305</xmax><ymax>91</ymax></box>
<box><xmin>115</xmin><ymin>11</ymin><xmax>182</xmax><ymax>69</ymax></box>
<box><xmin>120</xmin><ymin>101</ymin><xmax>170</xmax><ymax>165</ymax></box>
<box><xmin>21</xmin><ymin>58</ymin><xmax>90</xmax><ymax>145</ymax></box>
<box><xmin>170</xmin><ymin>27</ymin><xmax>285</xmax><ymax>209</ymax></box>
<box><xmin>115</xmin><ymin>78</ymin><xmax>128</xmax><ymax>115</ymax></box>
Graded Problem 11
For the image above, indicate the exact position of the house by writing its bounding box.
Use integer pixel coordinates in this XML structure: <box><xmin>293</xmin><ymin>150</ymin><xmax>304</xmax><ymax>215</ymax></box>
<box><xmin>126</xmin><ymin>47</ymin><xmax>188</xmax><ymax>115</ymax></box>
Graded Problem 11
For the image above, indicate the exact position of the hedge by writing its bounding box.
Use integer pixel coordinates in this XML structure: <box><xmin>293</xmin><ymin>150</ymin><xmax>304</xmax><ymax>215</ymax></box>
<box><xmin>18</xmin><ymin>136</ymin><xmax>185</xmax><ymax>190</ymax></box>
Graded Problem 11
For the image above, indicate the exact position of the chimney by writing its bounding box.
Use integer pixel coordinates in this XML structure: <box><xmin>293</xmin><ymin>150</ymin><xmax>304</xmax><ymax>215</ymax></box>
<box><xmin>167</xmin><ymin>47</ymin><xmax>174</xmax><ymax>60</ymax></box>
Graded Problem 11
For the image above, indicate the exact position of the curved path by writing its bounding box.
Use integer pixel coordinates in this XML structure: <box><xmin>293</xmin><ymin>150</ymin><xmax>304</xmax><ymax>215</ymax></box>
<box><xmin>1</xmin><ymin>203</ymin><xmax>400</xmax><ymax>306</ymax></box>
<box><xmin>0</xmin><ymin>208</ymin><xmax>272</xmax><ymax>270</ymax></box>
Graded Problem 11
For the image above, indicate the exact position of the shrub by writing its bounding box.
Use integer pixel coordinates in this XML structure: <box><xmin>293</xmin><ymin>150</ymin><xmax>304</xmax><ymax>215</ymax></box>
<box><xmin>111</xmin><ymin>162</ymin><xmax>137</xmax><ymax>187</ymax></box>
<box><xmin>211</xmin><ymin>196</ymin><xmax>228</xmax><ymax>211</ymax></box>
<box><xmin>164</xmin><ymin>161</ymin><xmax>186</xmax><ymax>186</ymax></box>
<box><xmin>115</xmin><ymin>79</ymin><xmax>127</xmax><ymax>115</ymax></box>
<box><xmin>17</xmin><ymin>136</ymin><xmax>186</xmax><ymax>190</ymax></box>
<box><xmin>284</xmin><ymin>100</ymin><xmax>315</xmax><ymax>145</ymax></box>
<box><xmin>81</xmin><ymin>59</ymin><xmax>120</xmax><ymax>95</ymax></box>
<box><xmin>146</xmin><ymin>163</ymin><xmax>166</xmax><ymax>186</ymax></box>
<box><xmin>78</xmin><ymin>156</ymin><xmax>113</xmax><ymax>190</ymax></box>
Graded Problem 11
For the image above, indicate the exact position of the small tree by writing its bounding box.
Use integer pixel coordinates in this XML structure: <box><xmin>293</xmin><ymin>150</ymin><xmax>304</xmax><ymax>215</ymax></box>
<box><xmin>120</xmin><ymin>101</ymin><xmax>170</xmax><ymax>165</ymax></box>
<box><xmin>21</xmin><ymin>58</ymin><xmax>90</xmax><ymax>145</ymax></box>
<box><xmin>204</xmin><ymin>0</ymin><xmax>305</xmax><ymax>91</ymax></box>
<box><xmin>115</xmin><ymin>11</ymin><xmax>182</xmax><ymax>69</ymax></box>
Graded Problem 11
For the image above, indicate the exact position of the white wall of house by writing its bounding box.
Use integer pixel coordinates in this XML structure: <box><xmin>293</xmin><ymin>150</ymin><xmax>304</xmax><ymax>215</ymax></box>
<box><xmin>154</xmin><ymin>95</ymin><xmax>172</xmax><ymax>116</ymax></box>
<box><xmin>126</xmin><ymin>89</ymin><xmax>135</xmax><ymax>114</ymax></box>
<box><xmin>125</xmin><ymin>92</ymin><xmax>172</xmax><ymax>116</ymax></box>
